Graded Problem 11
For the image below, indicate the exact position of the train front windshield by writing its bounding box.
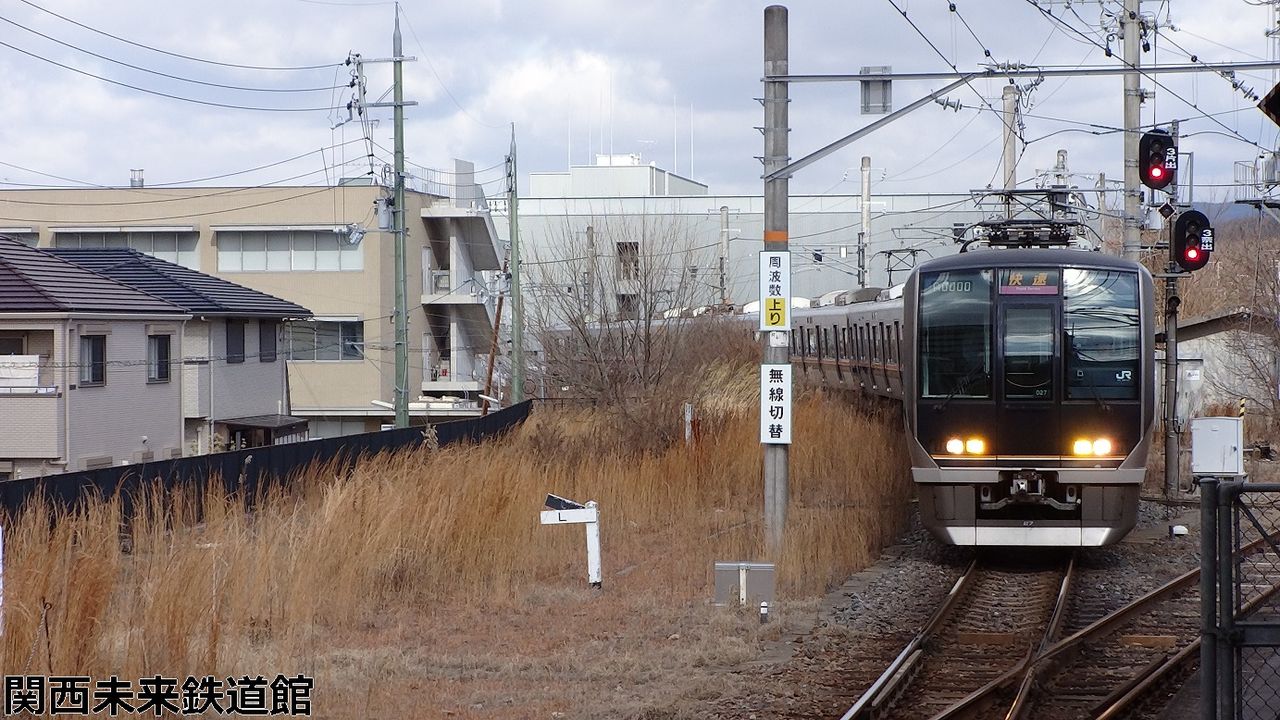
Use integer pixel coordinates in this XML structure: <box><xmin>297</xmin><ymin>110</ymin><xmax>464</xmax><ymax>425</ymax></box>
<box><xmin>1063</xmin><ymin>269</ymin><xmax>1140</xmax><ymax>400</ymax></box>
<box><xmin>919</xmin><ymin>270</ymin><xmax>993</xmax><ymax>398</ymax></box>
<box><xmin>919</xmin><ymin>266</ymin><xmax>1140</xmax><ymax>403</ymax></box>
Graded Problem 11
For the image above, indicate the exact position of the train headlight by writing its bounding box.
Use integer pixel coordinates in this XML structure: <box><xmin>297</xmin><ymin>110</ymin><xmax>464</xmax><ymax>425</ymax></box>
<box><xmin>946</xmin><ymin>437</ymin><xmax>964</xmax><ymax>454</ymax></box>
<box><xmin>965</xmin><ymin>437</ymin><xmax>986</xmax><ymax>455</ymax></box>
<box><xmin>1073</xmin><ymin>437</ymin><xmax>1115</xmax><ymax>456</ymax></box>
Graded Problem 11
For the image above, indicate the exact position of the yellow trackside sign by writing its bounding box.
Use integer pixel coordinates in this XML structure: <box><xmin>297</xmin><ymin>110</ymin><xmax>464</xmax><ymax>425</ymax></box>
<box><xmin>759</xmin><ymin>251</ymin><xmax>790</xmax><ymax>330</ymax></box>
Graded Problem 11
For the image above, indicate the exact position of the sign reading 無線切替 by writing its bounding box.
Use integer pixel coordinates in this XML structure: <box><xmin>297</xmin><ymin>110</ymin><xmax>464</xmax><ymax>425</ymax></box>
<box><xmin>759</xmin><ymin>251</ymin><xmax>790</xmax><ymax>331</ymax></box>
<box><xmin>760</xmin><ymin>364</ymin><xmax>792</xmax><ymax>445</ymax></box>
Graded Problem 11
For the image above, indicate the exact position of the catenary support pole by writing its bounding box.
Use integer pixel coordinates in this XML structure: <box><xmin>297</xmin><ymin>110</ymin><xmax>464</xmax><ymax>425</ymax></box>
<box><xmin>719</xmin><ymin>206</ymin><xmax>731</xmax><ymax>307</ymax></box>
<box><xmin>859</xmin><ymin>156</ymin><xmax>870</xmax><ymax>288</ymax></box>
<box><xmin>763</xmin><ymin>5</ymin><xmax>790</xmax><ymax>554</ymax></box>
<box><xmin>1122</xmin><ymin>0</ymin><xmax>1143</xmax><ymax>260</ymax></box>
<box><xmin>1002</xmin><ymin>84</ymin><xmax>1020</xmax><ymax>219</ymax></box>
<box><xmin>392</xmin><ymin>11</ymin><xmax>410</xmax><ymax>427</ymax></box>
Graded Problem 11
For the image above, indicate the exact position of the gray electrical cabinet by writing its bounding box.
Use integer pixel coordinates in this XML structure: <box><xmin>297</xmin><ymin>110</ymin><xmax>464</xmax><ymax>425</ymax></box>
<box><xmin>1191</xmin><ymin>416</ymin><xmax>1245</xmax><ymax>477</ymax></box>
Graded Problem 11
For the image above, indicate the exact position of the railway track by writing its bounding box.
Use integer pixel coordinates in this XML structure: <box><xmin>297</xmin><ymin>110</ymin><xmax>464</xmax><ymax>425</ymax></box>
<box><xmin>841</xmin><ymin>533</ymin><xmax>1280</xmax><ymax>720</ymax></box>
<box><xmin>841</xmin><ymin>552</ymin><xmax>1075</xmax><ymax>720</ymax></box>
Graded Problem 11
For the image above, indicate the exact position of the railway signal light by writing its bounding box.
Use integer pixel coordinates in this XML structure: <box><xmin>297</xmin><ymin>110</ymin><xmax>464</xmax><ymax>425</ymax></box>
<box><xmin>1172</xmin><ymin>210</ymin><xmax>1213</xmax><ymax>272</ymax></box>
<box><xmin>1139</xmin><ymin>129</ymin><xmax>1177</xmax><ymax>190</ymax></box>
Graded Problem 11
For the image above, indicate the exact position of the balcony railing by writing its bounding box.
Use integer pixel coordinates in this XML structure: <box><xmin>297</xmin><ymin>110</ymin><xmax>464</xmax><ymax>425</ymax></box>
<box><xmin>0</xmin><ymin>386</ymin><xmax>58</xmax><ymax>395</ymax></box>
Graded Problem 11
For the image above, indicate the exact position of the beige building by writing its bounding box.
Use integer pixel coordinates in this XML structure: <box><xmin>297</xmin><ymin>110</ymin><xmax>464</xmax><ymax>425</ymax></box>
<box><xmin>0</xmin><ymin>163</ymin><xmax>503</xmax><ymax>437</ymax></box>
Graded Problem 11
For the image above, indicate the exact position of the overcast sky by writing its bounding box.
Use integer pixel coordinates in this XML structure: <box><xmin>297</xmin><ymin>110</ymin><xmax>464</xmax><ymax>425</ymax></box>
<box><xmin>1</xmin><ymin>0</ymin><xmax>1276</xmax><ymax>203</ymax></box>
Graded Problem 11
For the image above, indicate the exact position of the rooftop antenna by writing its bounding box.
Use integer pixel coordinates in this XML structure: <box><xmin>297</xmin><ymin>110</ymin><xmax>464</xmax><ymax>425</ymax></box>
<box><xmin>673</xmin><ymin>95</ymin><xmax>678</xmax><ymax>175</ymax></box>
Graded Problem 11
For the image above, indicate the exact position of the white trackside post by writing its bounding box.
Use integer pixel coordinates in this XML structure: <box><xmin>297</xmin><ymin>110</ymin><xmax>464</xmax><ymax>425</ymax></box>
<box><xmin>584</xmin><ymin>501</ymin><xmax>601</xmax><ymax>588</ymax></box>
<box><xmin>540</xmin><ymin>495</ymin><xmax>602</xmax><ymax>589</ymax></box>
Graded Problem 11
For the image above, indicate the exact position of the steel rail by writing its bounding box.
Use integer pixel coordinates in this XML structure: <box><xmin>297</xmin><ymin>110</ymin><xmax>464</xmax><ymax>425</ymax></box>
<box><xmin>1094</xmin><ymin>558</ymin><xmax>1280</xmax><ymax>719</ymax></box>
<box><xmin>921</xmin><ymin>554</ymin><xmax>1078</xmax><ymax>720</ymax></box>
<box><xmin>839</xmin><ymin>558</ymin><xmax>979</xmax><ymax>720</ymax></box>
<box><xmin>905</xmin><ymin>532</ymin><xmax>1276</xmax><ymax>720</ymax></box>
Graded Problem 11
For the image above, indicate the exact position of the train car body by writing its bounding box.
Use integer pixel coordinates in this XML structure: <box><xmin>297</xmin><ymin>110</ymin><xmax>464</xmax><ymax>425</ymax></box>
<box><xmin>792</xmin><ymin>248</ymin><xmax>1155</xmax><ymax>546</ymax></box>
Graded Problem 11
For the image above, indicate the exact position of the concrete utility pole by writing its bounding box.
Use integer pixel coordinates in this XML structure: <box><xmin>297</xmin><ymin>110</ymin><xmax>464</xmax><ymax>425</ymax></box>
<box><xmin>763</xmin><ymin>5</ymin><xmax>789</xmax><ymax>554</ymax></box>
<box><xmin>859</xmin><ymin>156</ymin><xmax>870</xmax><ymax>288</ymax></box>
<box><xmin>1123</xmin><ymin>0</ymin><xmax>1143</xmax><ymax>260</ymax></box>
<box><xmin>586</xmin><ymin>224</ymin><xmax>597</xmax><ymax>316</ymax></box>
<box><xmin>392</xmin><ymin>14</ymin><xmax>410</xmax><ymax>428</ymax></box>
<box><xmin>508</xmin><ymin>125</ymin><xmax>525</xmax><ymax>403</ymax></box>
<box><xmin>719</xmin><ymin>206</ymin><xmax>731</xmax><ymax>306</ymax></box>
<box><xmin>1002</xmin><ymin>84</ymin><xmax>1021</xmax><ymax>218</ymax></box>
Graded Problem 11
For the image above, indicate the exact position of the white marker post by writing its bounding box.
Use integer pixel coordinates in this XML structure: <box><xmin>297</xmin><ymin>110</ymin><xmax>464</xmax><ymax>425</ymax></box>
<box><xmin>540</xmin><ymin>494</ymin><xmax>602</xmax><ymax>588</ymax></box>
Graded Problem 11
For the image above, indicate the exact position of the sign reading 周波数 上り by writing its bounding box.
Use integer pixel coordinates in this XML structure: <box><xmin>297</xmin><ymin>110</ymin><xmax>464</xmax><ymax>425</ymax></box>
<box><xmin>759</xmin><ymin>251</ymin><xmax>790</xmax><ymax>331</ymax></box>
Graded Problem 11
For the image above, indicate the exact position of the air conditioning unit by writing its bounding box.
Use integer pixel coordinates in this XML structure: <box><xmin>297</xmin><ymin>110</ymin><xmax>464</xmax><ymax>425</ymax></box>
<box><xmin>1263</xmin><ymin>152</ymin><xmax>1280</xmax><ymax>186</ymax></box>
<box><xmin>432</xmin><ymin>270</ymin><xmax>451</xmax><ymax>293</ymax></box>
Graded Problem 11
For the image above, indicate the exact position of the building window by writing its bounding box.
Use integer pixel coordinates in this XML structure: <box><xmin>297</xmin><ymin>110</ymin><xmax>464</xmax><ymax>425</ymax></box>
<box><xmin>54</xmin><ymin>232</ymin><xmax>200</xmax><ymax>269</ymax></box>
<box><xmin>0</xmin><ymin>337</ymin><xmax>23</xmax><ymax>354</ymax></box>
<box><xmin>227</xmin><ymin>321</ymin><xmax>245</xmax><ymax>364</ymax></box>
<box><xmin>216</xmin><ymin>230</ymin><xmax>363</xmax><ymax>272</ymax></box>
<box><xmin>79</xmin><ymin>335</ymin><xmax>105</xmax><ymax>385</ymax></box>
<box><xmin>286</xmin><ymin>321</ymin><xmax>364</xmax><ymax>361</ymax></box>
<box><xmin>147</xmin><ymin>335</ymin><xmax>171</xmax><ymax>382</ymax></box>
<box><xmin>259</xmin><ymin>321</ymin><xmax>278</xmax><ymax>363</ymax></box>
<box><xmin>616</xmin><ymin>293</ymin><xmax>639</xmax><ymax>318</ymax></box>
<box><xmin>616</xmin><ymin>242</ymin><xmax>640</xmax><ymax>280</ymax></box>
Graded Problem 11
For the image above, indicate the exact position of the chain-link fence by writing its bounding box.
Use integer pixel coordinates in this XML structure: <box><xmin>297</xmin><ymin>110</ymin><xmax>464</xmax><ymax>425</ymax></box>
<box><xmin>1232</xmin><ymin>489</ymin><xmax>1280</xmax><ymax>719</ymax></box>
<box><xmin>1205</xmin><ymin>482</ymin><xmax>1280</xmax><ymax>719</ymax></box>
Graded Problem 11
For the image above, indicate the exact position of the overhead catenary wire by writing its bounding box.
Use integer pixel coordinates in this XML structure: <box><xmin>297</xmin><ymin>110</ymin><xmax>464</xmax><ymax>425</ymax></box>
<box><xmin>15</xmin><ymin>0</ymin><xmax>342</xmax><ymax>71</ymax></box>
<box><xmin>1022</xmin><ymin>0</ymin><xmax>1270</xmax><ymax>152</ymax></box>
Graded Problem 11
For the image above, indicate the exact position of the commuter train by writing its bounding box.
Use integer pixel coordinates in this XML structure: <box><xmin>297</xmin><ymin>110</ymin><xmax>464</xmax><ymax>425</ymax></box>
<box><xmin>790</xmin><ymin>248</ymin><xmax>1155</xmax><ymax>546</ymax></box>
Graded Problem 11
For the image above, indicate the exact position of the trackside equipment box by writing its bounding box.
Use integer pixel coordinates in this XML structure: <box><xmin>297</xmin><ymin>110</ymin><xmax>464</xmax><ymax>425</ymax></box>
<box><xmin>1191</xmin><ymin>416</ymin><xmax>1245</xmax><ymax>477</ymax></box>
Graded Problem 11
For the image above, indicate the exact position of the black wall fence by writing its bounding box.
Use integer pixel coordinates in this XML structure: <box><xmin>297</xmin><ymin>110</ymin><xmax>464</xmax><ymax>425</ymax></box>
<box><xmin>0</xmin><ymin>401</ymin><xmax>532</xmax><ymax>515</ymax></box>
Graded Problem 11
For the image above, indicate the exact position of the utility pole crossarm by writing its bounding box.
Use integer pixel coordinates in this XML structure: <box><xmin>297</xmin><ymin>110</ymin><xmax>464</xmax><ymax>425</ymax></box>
<box><xmin>764</xmin><ymin>75</ymin><xmax>975</xmax><ymax>181</ymax></box>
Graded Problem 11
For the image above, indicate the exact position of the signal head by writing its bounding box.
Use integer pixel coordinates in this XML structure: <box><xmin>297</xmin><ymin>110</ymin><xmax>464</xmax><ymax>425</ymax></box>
<box><xmin>1172</xmin><ymin>209</ymin><xmax>1212</xmax><ymax>272</ymax></box>
<box><xmin>1139</xmin><ymin>129</ymin><xmax>1176</xmax><ymax>190</ymax></box>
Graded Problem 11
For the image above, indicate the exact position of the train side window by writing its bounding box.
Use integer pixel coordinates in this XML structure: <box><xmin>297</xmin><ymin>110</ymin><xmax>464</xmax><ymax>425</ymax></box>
<box><xmin>873</xmin><ymin>325</ymin><xmax>881</xmax><ymax>362</ymax></box>
<box><xmin>791</xmin><ymin>329</ymin><xmax>797</xmax><ymax>353</ymax></box>
<box><xmin>892</xmin><ymin>321</ymin><xmax>901</xmax><ymax>364</ymax></box>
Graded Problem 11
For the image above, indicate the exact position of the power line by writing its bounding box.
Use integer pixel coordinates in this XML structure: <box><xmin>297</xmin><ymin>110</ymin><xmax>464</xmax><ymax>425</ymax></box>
<box><xmin>16</xmin><ymin>0</ymin><xmax>342</xmax><ymax>71</ymax></box>
<box><xmin>0</xmin><ymin>140</ymin><xmax>372</xmax><ymax>201</ymax></box>
<box><xmin>0</xmin><ymin>38</ymin><xmax>342</xmax><ymax>112</ymax></box>
<box><xmin>397</xmin><ymin>6</ymin><xmax>506</xmax><ymax>130</ymax></box>
<box><xmin>947</xmin><ymin>2</ymin><xmax>995</xmax><ymax>60</ymax></box>
<box><xmin>884</xmin><ymin>0</ymin><xmax>1024</xmax><ymax>158</ymax></box>
<box><xmin>0</xmin><ymin>14</ymin><xmax>347</xmax><ymax>93</ymax></box>
<box><xmin>1022</xmin><ymin>0</ymin><xmax>1269</xmax><ymax>152</ymax></box>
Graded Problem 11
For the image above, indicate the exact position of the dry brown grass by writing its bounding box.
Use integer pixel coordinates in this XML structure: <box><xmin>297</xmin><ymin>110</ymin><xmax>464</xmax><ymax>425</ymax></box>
<box><xmin>1</xmin><ymin>364</ymin><xmax>912</xmax><ymax>718</ymax></box>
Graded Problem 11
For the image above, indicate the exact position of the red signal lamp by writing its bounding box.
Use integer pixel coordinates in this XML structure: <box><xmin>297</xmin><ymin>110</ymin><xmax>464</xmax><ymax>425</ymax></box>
<box><xmin>1186</xmin><ymin>246</ymin><xmax>1199</xmax><ymax>261</ymax></box>
<box><xmin>1150</xmin><ymin>165</ymin><xmax>1164</xmax><ymax>180</ymax></box>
